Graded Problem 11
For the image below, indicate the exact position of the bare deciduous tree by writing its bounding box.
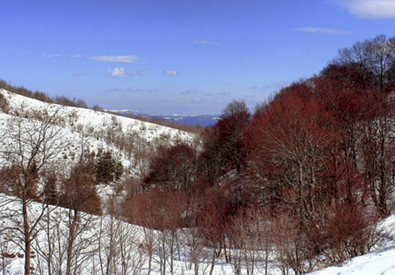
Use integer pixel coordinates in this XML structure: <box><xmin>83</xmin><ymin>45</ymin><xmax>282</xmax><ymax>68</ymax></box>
<box><xmin>97</xmin><ymin>194</ymin><xmax>145</xmax><ymax>275</ymax></box>
<box><xmin>0</xmin><ymin>105</ymin><xmax>68</xmax><ymax>275</ymax></box>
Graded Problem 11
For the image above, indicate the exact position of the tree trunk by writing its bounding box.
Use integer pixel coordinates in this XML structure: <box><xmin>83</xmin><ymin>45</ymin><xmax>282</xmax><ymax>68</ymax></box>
<box><xmin>298</xmin><ymin>163</ymin><xmax>305</xmax><ymax>227</ymax></box>
<box><xmin>23</xmin><ymin>195</ymin><xmax>31</xmax><ymax>275</ymax></box>
<box><xmin>209</xmin><ymin>247</ymin><xmax>216</xmax><ymax>275</ymax></box>
<box><xmin>66</xmin><ymin>209</ymin><xmax>78</xmax><ymax>275</ymax></box>
<box><xmin>46</xmin><ymin>207</ymin><xmax>53</xmax><ymax>275</ymax></box>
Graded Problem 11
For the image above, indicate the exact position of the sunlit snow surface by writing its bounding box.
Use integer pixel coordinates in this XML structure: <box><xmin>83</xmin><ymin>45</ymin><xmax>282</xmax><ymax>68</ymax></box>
<box><xmin>0</xmin><ymin>88</ymin><xmax>196</xmax><ymax>176</ymax></box>
<box><xmin>0</xmin><ymin>88</ymin><xmax>195</xmax><ymax>144</ymax></box>
<box><xmin>309</xmin><ymin>248</ymin><xmax>395</xmax><ymax>275</ymax></box>
<box><xmin>309</xmin><ymin>215</ymin><xmax>395</xmax><ymax>275</ymax></box>
<box><xmin>1</xmin><ymin>190</ymin><xmax>394</xmax><ymax>275</ymax></box>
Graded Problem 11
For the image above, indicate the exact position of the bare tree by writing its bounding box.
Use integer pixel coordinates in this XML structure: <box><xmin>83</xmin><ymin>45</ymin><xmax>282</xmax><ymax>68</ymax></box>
<box><xmin>124</xmin><ymin>193</ymin><xmax>157</xmax><ymax>275</ymax></box>
<box><xmin>181</xmin><ymin>197</ymin><xmax>210</xmax><ymax>275</ymax></box>
<box><xmin>144</xmin><ymin>143</ymin><xmax>197</xmax><ymax>191</ymax></box>
<box><xmin>0</xmin><ymin>105</ymin><xmax>67</xmax><ymax>275</ymax></box>
<box><xmin>97</xmin><ymin>194</ymin><xmax>145</xmax><ymax>275</ymax></box>
<box><xmin>155</xmin><ymin>190</ymin><xmax>186</xmax><ymax>275</ymax></box>
<box><xmin>0</xmin><ymin>223</ymin><xmax>15</xmax><ymax>275</ymax></box>
<box><xmin>131</xmin><ymin>132</ymin><xmax>155</xmax><ymax>178</ymax></box>
<box><xmin>227</xmin><ymin>207</ymin><xmax>272</xmax><ymax>275</ymax></box>
<box><xmin>221</xmin><ymin>100</ymin><xmax>249</xmax><ymax>118</ymax></box>
<box><xmin>334</xmin><ymin>34</ymin><xmax>395</xmax><ymax>90</ymax></box>
<box><xmin>58</xmin><ymin>157</ymin><xmax>102</xmax><ymax>275</ymax></box>
<box><xmin>199</xmin><ymin>100</ymin><xmax>250</xmax><ymax>185</ymax></box>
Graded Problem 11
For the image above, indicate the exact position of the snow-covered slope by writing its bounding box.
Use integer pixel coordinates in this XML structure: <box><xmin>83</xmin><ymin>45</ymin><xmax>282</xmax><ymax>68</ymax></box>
<box><xmin>0</xmin><ymin>193</ymin><xmax>274</xmax><ymax>275</ymax></box>
<box><xmin>310</xmin><ymin>248</ymin><xmax>395</xmax><ymax>275</ymax></box>
<box><xmin>0</xmin><ymin>89</ymin><xmax>195</xmax><ymax>144</ymax></box>
<box><xmin>308</xmin><ymin>216</ymin><xmax>395</xmax><ymax>275</ymax></box>
<box><xmin>1</xmin><ymin>188</ymin><xmax>394</xmax><ymax>275</ymax></box>
<box><xmin>0</xmin><ymin>88</ymin><xmax>196</xmax><ymax>178</ymax></box>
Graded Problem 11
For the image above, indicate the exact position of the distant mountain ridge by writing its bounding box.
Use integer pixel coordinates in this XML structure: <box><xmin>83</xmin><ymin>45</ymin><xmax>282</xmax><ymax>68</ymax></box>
<box><xmin>154</xmin><ymin>114</ymin><xmax>218</xmax><ymax>127</ymax></box>
<box><xmin>108</xmin><ymin>109</ymin><xmax>219</xmax><ymax>127</ymax></box>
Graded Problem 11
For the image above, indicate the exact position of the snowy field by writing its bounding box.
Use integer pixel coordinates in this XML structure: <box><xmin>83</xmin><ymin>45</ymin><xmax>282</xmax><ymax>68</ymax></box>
<box><xmin>0</xmin><ymin>192</ymin><xmax>394</xmax><ymax>275</ymax></box>
<box><xmin>0</xmin><ymin>193</ymin><xmax>280</xmax><ymax>275</ymax></box>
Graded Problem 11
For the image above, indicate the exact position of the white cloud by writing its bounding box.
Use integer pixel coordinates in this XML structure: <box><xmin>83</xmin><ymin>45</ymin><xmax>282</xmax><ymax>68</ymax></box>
<box><xmin>339</xmin><ymin>0</ymin><xmax>395</xmax><ymax>18</ymax></box>
<box><xmin>107</xmin><ymin>67</ymin><xmax>127</xmax><ymax>77</ymax></box>
<box><xmin>106</xmin><ymin>68</ymin><xmax>149</xmax><ymax>77</ymax></box>
<box><xmin>89</xmin><ymin>55</ymin><xmax>144</xmax><ymax>63</ymax></box>
<box><xmin>192</xmin><ymin>40</ymin><xmax>220</xmax><ymax>45</ymax></box>
<box><xmin>164</xmin><ymin>68</ymin><xmax>178</xmax><ymax>76</ymax></box>
<box><xmin>294</xmin><ymin>26</ymin><xmax>351</xmax><ymax>34</ymax></box>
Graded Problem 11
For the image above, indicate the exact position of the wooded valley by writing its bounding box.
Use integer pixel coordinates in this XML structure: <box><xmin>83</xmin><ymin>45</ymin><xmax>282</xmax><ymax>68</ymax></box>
<box><xmin>0</xmin><ymin>34</ymin><xmax>395</xmax><ymax>275</ymax></box>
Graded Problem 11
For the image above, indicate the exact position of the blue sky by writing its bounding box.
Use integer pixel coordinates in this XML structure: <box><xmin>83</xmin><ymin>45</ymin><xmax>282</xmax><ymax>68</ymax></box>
<box><xmin>1</xmin><ymin>0</ymin><xmax>395</xmax><ymax>115</ymax></box>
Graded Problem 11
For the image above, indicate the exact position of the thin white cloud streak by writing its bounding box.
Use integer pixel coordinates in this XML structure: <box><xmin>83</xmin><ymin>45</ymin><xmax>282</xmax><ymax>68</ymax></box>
<box><xmin>89</xmin><ymin>55</ymin><xmax>144</xmax><ymax>63</ymax></box>
<box><xmin>107</xmin><ymin>68</ymin><xmax>149</xmax><ymax>77</ymax></box>
<box><xmin>294</xmin><ymin>26</ymin><xmax>351</xmax><ymax>35</ymax></box>
<box><xmin>339</xmin><ymin>0</ymin><xmax>395</xmax><ymax>18</ymax></box>
<box><xmin>192</xmin><ymin>40</ymin><xmax>220</xmax><ymax>45</ymax></box>
<box><xmin>164</xmin><ymin>68</ymin><xmax>178</xmax><ymax>76</ymax></box>
<box><xmin>107</xmin><ymin>67</ymin><xmax>127</xmax><ymax>77</ymax></box>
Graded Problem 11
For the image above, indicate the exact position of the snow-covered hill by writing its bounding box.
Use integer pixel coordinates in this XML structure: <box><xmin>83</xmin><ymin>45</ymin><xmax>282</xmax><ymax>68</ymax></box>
<box><xmin>0</xmin><ymin>88</ymin><xmax>197</xmax><ymax>178</ymax></box>
<box><xmin>0</xmin><ymin>89</ymin><xmax>196</xmax><ymax>143</ymax></box>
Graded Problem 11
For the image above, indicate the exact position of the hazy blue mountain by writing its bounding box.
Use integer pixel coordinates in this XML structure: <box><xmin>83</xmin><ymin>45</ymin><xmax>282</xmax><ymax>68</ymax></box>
<box><xmin>112</xmin><ymin>109</ymin><xmax>219</xmax><ymax>127</ymax></box>
<box><xmin>153</xmin><ymin>114</ymin><xmax>218</xmax><ymax>127</ymax></box>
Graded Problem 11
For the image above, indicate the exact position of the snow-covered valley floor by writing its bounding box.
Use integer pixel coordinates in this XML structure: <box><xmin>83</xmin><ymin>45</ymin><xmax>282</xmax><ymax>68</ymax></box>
<box><xmin>1</xmin><ymin>192</ymin><xmax>394</xmax><ymax>275</ymax></box>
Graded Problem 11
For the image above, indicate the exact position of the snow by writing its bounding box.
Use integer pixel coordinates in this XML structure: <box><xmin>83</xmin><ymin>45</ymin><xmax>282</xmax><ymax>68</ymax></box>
<box><xmin>308</xmin><ymin>215</ymin><xmax>395</xmax><ymax>275</ymax></box>
<box><xmin>308</xmin><ymin>247</ymin><xmax>395</xmax><ymax>275</ymax></box>
<box><xmin>0</xmin><ymin>193</ymin><xmax>238</xmax><ymax>275</ymax></box>
<box><xmin>0</xmin><ymin>88</ymin><xmax>196</xmax><ymax>178</ymax></box>
<box><xmin>1</xmin><ymin>188</ymin><xmax>394</xmax><ymax>275</ymax></box>
<box><xmin>0</xmin><ymin>88</ymin><xmax>195</xmax><ymax>143</ymax></box>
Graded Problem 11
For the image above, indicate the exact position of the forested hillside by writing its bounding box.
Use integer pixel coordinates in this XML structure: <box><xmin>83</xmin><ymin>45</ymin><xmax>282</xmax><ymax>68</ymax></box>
<box><xmin>129</xmin><ymin>34</ymin><xmax>395</xmax><ymax>274</ymax></box>
<box><xmin>0</xmin><ymin>34</ymin><xmax>395</xmax><ymax>275</ymax></box>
